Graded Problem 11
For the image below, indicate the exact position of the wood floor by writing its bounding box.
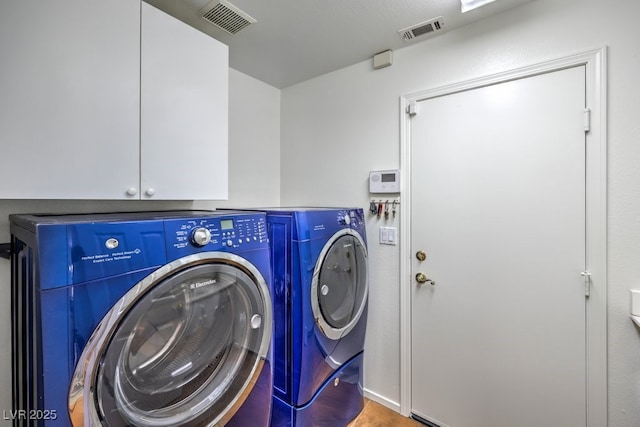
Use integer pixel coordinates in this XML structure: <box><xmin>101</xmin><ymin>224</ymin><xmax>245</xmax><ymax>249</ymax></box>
<box><xmin>347</xmin><ymin>399</ymin><xmax>423</xmax><ymax>427</ymax></box>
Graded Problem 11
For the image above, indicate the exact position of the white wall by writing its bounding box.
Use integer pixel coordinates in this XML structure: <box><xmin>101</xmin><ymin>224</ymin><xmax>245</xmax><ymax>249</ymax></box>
<box><xmin>0</xmin><ymin>68</ymin><xmax>280</xmax><ymax>424</ymax></box>
<box><xmin>215</xmin><ymin>69</ymin><xmax>281</xmax><ymax>208</ymax></box>
<box><xmin>280</xmin><ymin>0</ymin><xmax>640</xmax><ymax>424</ymax></box>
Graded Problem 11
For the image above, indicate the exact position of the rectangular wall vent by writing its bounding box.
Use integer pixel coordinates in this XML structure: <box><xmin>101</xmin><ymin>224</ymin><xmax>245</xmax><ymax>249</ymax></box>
<box><xmin>201</xmin><ymin>0</ymin><xmax>256</xmax><ymax>35</ymax></box>
<box><xmin>398</xmin><ymin>17</ymin><xmax>444</xmax><ymax>41</ymax></box>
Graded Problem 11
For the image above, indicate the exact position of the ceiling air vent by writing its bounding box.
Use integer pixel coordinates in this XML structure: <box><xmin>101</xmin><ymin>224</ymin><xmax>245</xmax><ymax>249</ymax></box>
<box><xmin>201</xmin><ymin>0</ymin><xmax>257</xmax><ymax>35</ymax></box>
<box><xmin>398</xmin><ymin>17</ymin><xmax>444</xmax><ymax>41</ymax></box>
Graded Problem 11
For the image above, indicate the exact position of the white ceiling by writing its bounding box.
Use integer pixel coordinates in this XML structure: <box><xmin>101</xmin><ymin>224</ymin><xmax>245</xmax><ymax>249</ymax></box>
<box><xmin>144</xmin><ymin>0</ymin><xmax>533</xmax><ymax>89</ymax></box>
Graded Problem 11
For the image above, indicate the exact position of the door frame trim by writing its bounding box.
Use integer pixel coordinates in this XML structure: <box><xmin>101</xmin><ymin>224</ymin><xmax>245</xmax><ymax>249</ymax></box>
<box><xmin>399</xmin><ymin>47</ymin><xmax>607</xmax><ymax>426</ymax></box>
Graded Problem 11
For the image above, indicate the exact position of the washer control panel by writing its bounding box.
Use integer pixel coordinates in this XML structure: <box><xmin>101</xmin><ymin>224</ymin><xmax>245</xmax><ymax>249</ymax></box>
<box><xmin>337</xmin><ymin>209</ymin><xmax>364</xmax><ymax>229</ymax></box>
<box><xmin>165</xmin><ymin>214</ymin><xmax>269</xmax><ymax>255</ymax></box>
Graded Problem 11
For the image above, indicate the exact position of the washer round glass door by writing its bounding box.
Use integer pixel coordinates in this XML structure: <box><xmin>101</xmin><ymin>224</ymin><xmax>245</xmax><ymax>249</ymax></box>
<box><xmin>69</xmin><ymin>252</ymin><xmax>272</xmax><ymax>427</ymax></box>
<box><xmin>311</xmin><ymin>229</ymin><xmax>368</xmax><ymax>340</ymax></box>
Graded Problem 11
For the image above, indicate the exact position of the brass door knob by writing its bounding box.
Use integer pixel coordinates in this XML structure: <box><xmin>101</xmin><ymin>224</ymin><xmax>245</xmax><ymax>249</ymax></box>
<box><xmin>416</xmin><ymin>250</ymin><xmax>427</xmax><ymax>261</ymax></box>
<box><xmin>416</xmin><ymin>272</ymin><xmax>435</xmax><ymax>285</ymax></box>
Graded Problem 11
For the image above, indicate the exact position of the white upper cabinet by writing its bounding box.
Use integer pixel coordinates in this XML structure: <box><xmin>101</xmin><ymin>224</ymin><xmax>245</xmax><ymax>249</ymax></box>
<box><xmin>0</xmin><ymin>0</ymin><xmax>229</xmax><ymax>200</ymax></box>
<box><xmin>0</xmin><ymin>0</ymin><xmax>140</xmax><ymax>199</ymax></box>
<box><xmin>140</xmin><ymin>2</ymin><xmax>228</xmax><ymax>200</ymax></box>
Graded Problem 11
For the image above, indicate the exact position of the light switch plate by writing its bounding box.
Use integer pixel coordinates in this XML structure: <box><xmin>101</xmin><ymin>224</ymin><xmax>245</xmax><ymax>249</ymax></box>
<box><xmin>379</xmin><ymin>227</ymin><xmax>397</xmax><ymax>245</ymax></box>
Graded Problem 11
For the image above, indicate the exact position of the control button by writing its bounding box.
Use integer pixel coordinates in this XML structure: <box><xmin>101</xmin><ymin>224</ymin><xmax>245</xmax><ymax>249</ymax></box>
<box><xmin>191</xmin><ymin>227</ymin><xmax>211</xmax><ymax>247</ymax></box>
<box><xmin>342</xmin><ymin>215</ymin><xmax>351</xmax><ymax>225</ymax></box>
<box><xmin>105</xmin><ymin>238</ymin><xmax>119</xmax><ymax>249</ymax></box>
<box><xmin>227</xmin><ymin>239</ymin><xmax>233</xmax><ymax>247</ymax></box>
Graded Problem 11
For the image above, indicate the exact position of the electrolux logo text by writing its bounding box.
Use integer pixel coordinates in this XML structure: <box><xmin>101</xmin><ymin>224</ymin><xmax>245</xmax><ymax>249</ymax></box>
<box><xmin>190</xmin><ymin>279</ymin><xmax>217</xmax><ymax>290</ymax></box>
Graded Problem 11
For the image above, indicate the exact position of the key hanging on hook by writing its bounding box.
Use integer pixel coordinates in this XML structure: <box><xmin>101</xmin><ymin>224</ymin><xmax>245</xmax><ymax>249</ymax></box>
<box><xmin>377</xmin><ymin>201</ymin><xmax>383</xmax><ymax>219</ymax></box>
<box><xmin>384</xmin><ymin>200</ymin><xmax>390</xmax><ymax>219</ymax></box>
<box><xmin>369</xmin><ymin>200</ymin><xmax>378</xmax><ymax>215</ymax></box>
<box><xmin>392</xmin><ymin>200</ymin><xmax>398</xmax><ymax>218</ymax></box>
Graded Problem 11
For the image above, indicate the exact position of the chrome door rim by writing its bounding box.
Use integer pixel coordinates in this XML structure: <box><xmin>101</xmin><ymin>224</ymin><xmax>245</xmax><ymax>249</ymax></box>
<box><xmin>68</xmin><ymin>252</ymin><xmax>272</xmax><ymax>427</ymax></box>
<box><xmin>310</xmin><ymin>229</ymin><xmax>368</xmax><ymax>341</ymax></box>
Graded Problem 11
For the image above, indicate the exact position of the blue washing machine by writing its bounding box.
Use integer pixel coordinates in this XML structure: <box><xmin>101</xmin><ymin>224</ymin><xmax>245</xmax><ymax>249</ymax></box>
<box><xmin>10</xmin><ymin>210</ymin><xmax>273</xmax><ymax>427</ymax></box>
<box><xmin>265</xmin><ymin>208</ymin><xmax>368</xmax><ymax>427</ymax></box>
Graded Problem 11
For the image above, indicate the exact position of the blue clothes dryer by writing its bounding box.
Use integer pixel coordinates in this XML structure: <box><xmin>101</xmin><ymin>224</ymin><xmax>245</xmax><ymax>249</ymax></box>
<box><xmin>265</xmin><ymin>208</ymin><xmax>368</xmax><ymax>427</ymax></box>
<box><xmin>10</xmin><ymin>211</ymin><xmax>274</xmax><ymax>427</ymax></box>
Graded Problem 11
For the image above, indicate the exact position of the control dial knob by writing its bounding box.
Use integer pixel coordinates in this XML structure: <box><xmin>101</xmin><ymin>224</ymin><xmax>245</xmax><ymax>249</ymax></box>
<box><xmin>191</xmin><ymin>227</ymin><xmax>212</xmax><ymax>247</ymax></box>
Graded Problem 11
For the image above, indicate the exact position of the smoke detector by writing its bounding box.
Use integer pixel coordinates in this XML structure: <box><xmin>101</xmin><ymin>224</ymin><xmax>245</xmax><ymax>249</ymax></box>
<box><xmin>201</xmin><ymin>0</ymin><xmax>257</xmax><ymax>35</ymax></box>
<box><xmin>398</xmin><ymin>17</ymin><xmax>445</xmax><ymax>41</ymax></box>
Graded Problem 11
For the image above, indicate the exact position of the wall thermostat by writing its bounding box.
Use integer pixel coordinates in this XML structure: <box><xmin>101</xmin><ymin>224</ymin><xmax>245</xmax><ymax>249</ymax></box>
<box><xmin>369</xmin><ymin>169</ymin><xmax>400</xmax><ymax>193</ymax></box>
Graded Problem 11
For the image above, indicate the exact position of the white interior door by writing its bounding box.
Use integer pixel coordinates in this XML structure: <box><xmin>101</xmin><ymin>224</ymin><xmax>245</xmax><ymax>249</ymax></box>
<box><xmin>410</xmin><ymin>66</ymin><xmax>587</xmax><ymax>427</ymax></box>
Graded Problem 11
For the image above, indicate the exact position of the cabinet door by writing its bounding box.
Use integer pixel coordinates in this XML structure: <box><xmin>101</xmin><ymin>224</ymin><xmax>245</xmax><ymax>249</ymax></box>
<box><xmin>0</xmin><ymin>0</ymin><xmax>140</xmax><ymax>199</ymax></box>
<box><xmin>140</xmin><ymin>3</ymin><xmax>229</xmax><ymax>200</ymax></box>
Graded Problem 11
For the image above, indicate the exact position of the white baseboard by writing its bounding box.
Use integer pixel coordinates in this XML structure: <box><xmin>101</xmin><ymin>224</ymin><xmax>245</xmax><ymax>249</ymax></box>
<box><xmin>363</xmin><ymin>388</ymin><xmax>401</xmax><ymax>413</ymax></box>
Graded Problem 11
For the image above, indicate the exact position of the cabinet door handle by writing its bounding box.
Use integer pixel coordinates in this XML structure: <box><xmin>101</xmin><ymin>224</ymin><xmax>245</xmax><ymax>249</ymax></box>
<box><xmin>145</xmin><ymin>188</ymin><xmax>156</xmax><ymax>197</ymax></box>
<box><xmin>126</xmin><ymin>187</ymin><xmax>138</xmax><ymax>197</ymax></box>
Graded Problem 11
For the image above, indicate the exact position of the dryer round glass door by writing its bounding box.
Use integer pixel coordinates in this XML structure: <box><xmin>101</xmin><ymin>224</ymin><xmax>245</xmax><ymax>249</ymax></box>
<box><xmin>311</xmin><ymin>229</ymin><xmax>368</xmax><ymax>340</ymax></box>
<box><xmin>69</xmin><ymin>252</ymin><xmax>272</xmax><ymax>427</ymax></box>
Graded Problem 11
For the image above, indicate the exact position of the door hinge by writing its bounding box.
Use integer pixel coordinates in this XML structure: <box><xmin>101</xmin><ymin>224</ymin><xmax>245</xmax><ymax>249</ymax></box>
<box><xmin>583</xmin><ymin>108</ymin><xmax>591</xmax><ymax>132</ymax></box>
<box><xmin>407</xmin><ymin>101</ymin><xmax>418</xmax><ymax>117</ymax></box>
<box><xmin>581</xmin><ymin>271</ymin><xmax>591</xmax><ymax>297</ymax></box>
